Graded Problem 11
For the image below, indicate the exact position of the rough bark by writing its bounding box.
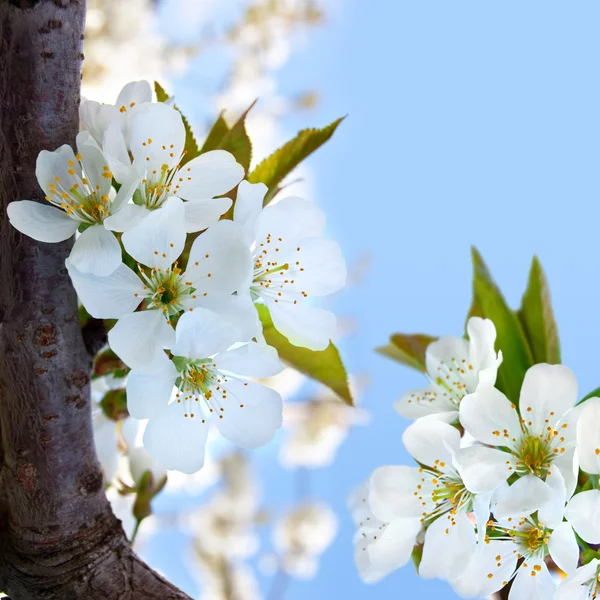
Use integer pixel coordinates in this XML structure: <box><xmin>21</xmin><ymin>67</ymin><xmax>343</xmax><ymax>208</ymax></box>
<box><xmin>0</xmin><ymin>1</ymin><xmax>191</xmax><ymax>598</ymax></box>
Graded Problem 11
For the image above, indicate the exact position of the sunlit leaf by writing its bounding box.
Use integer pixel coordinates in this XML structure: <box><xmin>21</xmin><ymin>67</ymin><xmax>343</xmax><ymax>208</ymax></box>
<box><xmin>376</xmin><ymin>333</ymin><xmax>437</xmax><ymax>373</ymax></box>
<box><xmin>200</xmin><ymin>113</ymin><xmax>230</xmax><ymax>153</ymax></box>
<box><xmin>256</xmin><ymin>304</ymin><xmax>353</xmax><ymax>405</ymax></box>
<box><xmin>517</xmin><ymin>256</ymin><xmax>561</xmax><ymax>365</ymax></box>
<box><xmin>216</xmin><ymin>101</ymin><xmax>255</xmax><ymax>172</ymax></box>
<box><xmin>248</xmin><ymin>117</ymin><xmax>345</xmax><ymax>205</ymax></box>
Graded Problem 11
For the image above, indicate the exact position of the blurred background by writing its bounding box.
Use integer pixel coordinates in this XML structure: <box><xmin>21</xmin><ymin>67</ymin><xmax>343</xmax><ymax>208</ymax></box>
<box><xmin>85</xmin><ymin>1</ymin><xmax>600</xmax><ymax>598</ymax></box>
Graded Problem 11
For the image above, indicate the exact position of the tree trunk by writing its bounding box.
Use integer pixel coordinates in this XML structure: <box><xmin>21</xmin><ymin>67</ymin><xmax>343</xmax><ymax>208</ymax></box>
<box><xmin>0</xmin><ymin>1</ymin><xmax>191</xmax><ymax>598</ymax></box>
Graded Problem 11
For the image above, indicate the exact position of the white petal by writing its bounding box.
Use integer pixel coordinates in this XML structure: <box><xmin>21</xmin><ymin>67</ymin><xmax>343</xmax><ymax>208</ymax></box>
<box><xmin>108</xmin><ymin>310</ymin><xmax>174</xmax><ymax>372</ymax></box>
<box><xmin>467</xmin><ymin>317</ymin><xmax>501</xmax><ymax>385</ymax></box>
<box><xmin>394</xmin><ymin>385</ymin><xmax>458</xmax><ymax>420</ymax></box>
<box><xmin>509</xmin><ymin>560</ymin><xmax>555</xmax><ymax>600</ymax></box>
<box><xmin>143</xmin><ymin>401</ymin><xmax>208</xmax><ymax>474</ymax></box>
<box><xmin>35</xmin><ymin>144</ymin><xmax>80</xmax><ymax>198</ymax></box>
<box><xmin>425</xmin><ymin>335</ymin><xmax>469</xmax><ymax>377</ymax></box>
<box><xmin>577</xmin><ymin>397</ymin><xmax>600</xmax><ymax>475</ymax></box>
<box><xmin>283</xmin><ymin>237</ymin><xmax>346</xmax><ymax>297</ymax></box>
<box><xmin>129</xmin><ymin>103</ymin><xmax>185</xmax><ymax>171</ymax></box>
<box><xmin>366</xmin><ymin>518</ymin><xmax>421</xmax><ymax>573</ymax></box>
<box><xmin>186</xmin><ymin>219</ymin><xmax>252</xmax><ymax>294</ymax></box>
<box><xmin>111</xmin><ymin>168</ymin><xmax>145</xmax><ymax>213</ymax></box>
<box><xmin>126</xmin><ymin>360</ymin><xmax>178</xmax><ymax>420</ymax></box>
<box><xmin>121</xmin><ymin>196</ymin><xmax>185</xmax><ymax>269</ymax></box>
<box><xmin>104</xmin><ymin>203</ymin><xmax>149</xmax><ymax>232</ymax></box>
<box><xmin>76</xmin><ymin>131</ymin><xmax>112</xmax><ymax>198</ymax></box>
<box><xmin>492</xmin><ymin>475</ymin><xmax>553</xmax><ymax>520</ymax></box>
<box><xmin>69</xmin><ymin>225</ymin><xmax>122</xmax><ymax>276</ymax></box>
<box><xmin>555</xmin><ymin>561</ymin><xmax>600</xmax><ymax>600</ymax></box>
<box><xmin>565</xmin><ymin>490</ymin><xmax>600</xmax><ymax>544</ymax></box>
<box><xmin>128</xmin><ymin>445</ymin><xmax>167</xmax><ymax>486</ymax></box>
<box><xmin>176</xmin><ymin>150</ymin><xmax>244</xmax><ymax>200</ymax></box>
<box><xmin>454</xmin><ymin>446</ymin><xmax>514</xmax><ymax>494</ymax></box>
<box><xmin>7</xmin><ymin>201</ymin><xmax>79</xmax><ymax>243</ymax></box>
<box><xmin>66</xmin><ymin>261</ymin><xmax>144</xmax><ymax>319</ymax></box>
<box><xmin>402</xmin><ymin>419</ymin><xmax>460</xmax><ymax>469</ymax></box>
<box><xmin>538</xmin><ymin>467</ymin><xmax>567</xmax><ymax>529</ymax></box>
<box><xmin>234</xmin><ymin>180</ymin><xmax>267</xmax><ymax>244</ymax></box>
<box><xmin>215</xmin><ymin>378</ymin><xmax>282</xmax><ymax>449</ymax></box>
<box><xmin>191</xmin><ymin>292</ymin><xmax>261</xmax><ymax>342</ymax></box>
<box><xmin>116</xmin><ymin>80</ymin><xmax>152</xmax><ymax>108</ymax></box>
<box><xmin>459</xmin><ymin>387</ymin><xmax>522</xmax><ymax>447</ymax></box>
<box><xmin>548</xmin><ymin>522</ymin><xmax>579</xmax><ymax>575</ymax></box>
<box><xmin>183</xmin><ymin>197</ymin><xmax>232</xmax><ymax>233</ymax></box>
<box><xmin>103</xmin><ymin>121</ymin><xmax>135</xmax><ymax>184</ymax></box>
<box><xmin>368</xmin><ymin>465</ymin><xmax>423</xmax><ymax>521</ymax></box>
<box><xmin>256</xmin><ymin>197</ymin><xmax>325</xmax><ymax>243</ymax></box>
<box><xmin>419</xmin><ymin>511</ymin><xmax>476</xmax><ymax>581</ymax></box>
<box><xmin>267</xmin><ymin>300</ymin><xmax>336</xmax><ymax>351</ymax></box>
<box><xmin>172</xmin><ymin>308</ymin><xmax>240</xmax><ymax>359</ymax></box>
<box><xmin>216</xmin><ymin>342</ymin><xmax>283</xmax><ymax>378</ymax></box>
<box><xmin>519</xmin><ymin>363</ymin><xmax>578</xmax><ymax>435</ymax></box>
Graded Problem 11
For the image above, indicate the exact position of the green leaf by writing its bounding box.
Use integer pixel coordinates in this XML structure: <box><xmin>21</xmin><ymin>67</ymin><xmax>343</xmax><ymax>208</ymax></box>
<box><xmin>256</xmin><ymin>304</ymin><xmax>353</xmax><ymax>405</ymax></box>
<box><xmin>578</xmin><ymin>387</ymin><xmax>600</xmax><ymax>405</ymax></box>
<box><xmin>468</xmin><ymin>247</ymin><xmax>533</xmax><ymax>403</ymax></box>
<box><xmin>517</xmin><ymin>256</ymin><xmax>561</xmax><ymax>365</ymax></box>
<box><xmin>216</xmin><ymin>101</ymin><xmax>255</xmax><ymax>172</ymax></box>
<box><xmin>154</xmin><ymin>81</ymin><xmax>200</xmax><ymax>166</ymax></box>
<box><xmin>248</xmin><ymin>117</ymin><xmax>345</xmax><ymax>205</ymax></box>
<box><xmin>200</xmin><ymin>113</ymin><xmax>230</xmax><ymax>153</ymax></box>
<box><xmin>376</xmin><ymin>333</ymin><xmax>437</xmax><ymax>373</ymax></box>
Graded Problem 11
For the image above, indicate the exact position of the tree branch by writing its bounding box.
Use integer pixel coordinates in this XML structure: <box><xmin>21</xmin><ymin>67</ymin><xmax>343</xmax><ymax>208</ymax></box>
<box><xmin>0</xmin><ymin>2</ymin><xmax>191</xmax><ymax>598</ymax></box>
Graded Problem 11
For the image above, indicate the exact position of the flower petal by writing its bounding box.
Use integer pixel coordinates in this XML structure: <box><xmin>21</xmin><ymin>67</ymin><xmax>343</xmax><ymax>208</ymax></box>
<box><xmin>234</xmin><ymin>180</ymin><xmax>267</xmax><ymax>245</ymax></box>
<box><xmin>519</xmin><ymin>363</ymin><xmax>578</xmax><ymax>435</ymax></box>
<box><xmin>175</xmin><ymin>150</ymin><xmax>244</xmax><ymax>200</ymax></box>
<box><xmin>394</xmin><ymin>385</ymin><xmax>458</xmax><ymax>420</ymax></box>
<box><xmin>66</xmin><ymin>261</ymin><xmax>144</xmax><ymax>319</ymax></box>
<box><xmin>76</xmin><ymin>131</ymin><xmax>112</xmax><ymax>198</ymax></box>
<box><xmin>492</xmin><ymin>474</ymin><xmax>553</xmax><ymax>521</ymax></box>
<box><xmin>454</xmin><ymin>446</ymin><xmax>513</xmax><ymax>494</ymax></box>
<box><xmin>215</xmin><ymin>378</ymin><xmax>283</xmax><ymax>449</ymax></box>
<box><xmin>104</xmin><ymin>203</ymin><xmax>150</xmax><ymax>232</ymax></box>
<box><xmin>365</xmin><ymin>518</ymin><xmax>421</xmax><ymax>575</ymax></box>
<box><xmin>186</xmin><ymin>219</ymin><xmax>252</xmax><ymax>294</ymax></box>
<box><xmin>7</xmin><ymin>200</ymin><xmax>79</xmax><ymax>243</ymax></box>
<box><xmin>35</xmin><ymin>144</ymin><xmax>80</xmax><ymax>198</ymax></box>
<box><xmin>256</xmin><ymin>197</ymin><xmax>326</xmax><ymax>243</ymax></box>
<box><xmin>266</xmin><ymin>300</ymin><xmax>335</xmax><ymax>351</ymax></box>
<box><xmin>126</xmin><ymin>359</ymin><xmax>178</xmax><ymax>420</ymax></box>
<box><xmin>108</xmin><ymin>309</ymin><xmax>174</xmax><ymax>372</ymax></box>
<box><xmin>115</xmin><ymin>80</ymin><xmax>152</xmax><ymax>108</ymax></box>
<box><xmin>172</xmin><ymin>308</ymin><xmax>240</xmax><ymax>359</ymax></box>
<box><xmin>548</xmin><ymin>522</ymin><xmax>579</xmax><ymax>575</ymax></box>
<box><xmin>402</xmin><ymin>419</ymin><xmax>460</xmax><ymax>469</ymax></box>
<box><xmin>459</xmin><ymin>387</ymin><xmax>521</xmax><ymax>447</ymax></box>
<box><xmin>419</xmin><ymin>511</ymin><xmax>476</xmax><ymax>581</ymax></box>
<box><xmin>509</xmin><ymin>560</ymin><xmax>555</xmax><ymax>600</ymax></box>
<box><xmin>538</xmin><ymin>467</ymin><xmax>567</xmax><ymax>529</ymax></box>
<box><xmin>69</xmin><ymin>224</ymin><xmax>122</xmax><ymax>276</ymax></box>
<box><xmin>368</xmin><ymin>465</ymin><xmax>423</xmax><ymax>521</ymax></box>
<box><xmin>183</xmin><ymin>197</ymin><xmax>232</xmax><ymax>233</ymax></box>
<box><xmin>143</xmin><ymin>401</ymin><xmax>208</xmax><ymax>474</ymax></box>
<box><xmin>216</xmin><ymin>342</ymin><xmax>283</xmax><ymax>378</ymax></box>
<box><xmin>565</xmin><ymin>490</ymin><xmax>600</xmax><ymax>544</ymax></box>
<box><xmin>129</xmin><ymin>103</ymin><xmax>185</xmax><ymax>171</ymax></box>
<box><xmin>577</xmin><ymin>397</ymin><xmax>600</xmax><ymax>475</ymax></box>
<box><xmin>121</xmin><ymin>196</ymin><xmax>185</xmax><ymax>269</ymax></box>
<box><xmin>555</xmin><ymin>561</ymin><xmax>600</xmax><ymax>600</ymax></box>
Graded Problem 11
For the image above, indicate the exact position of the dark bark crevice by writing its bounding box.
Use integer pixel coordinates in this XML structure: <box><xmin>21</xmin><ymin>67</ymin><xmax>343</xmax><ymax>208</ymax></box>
<box><xmin>0</xmin><ymin>1</ymin><xmax>191</xmax><ymax>598</ymax></box>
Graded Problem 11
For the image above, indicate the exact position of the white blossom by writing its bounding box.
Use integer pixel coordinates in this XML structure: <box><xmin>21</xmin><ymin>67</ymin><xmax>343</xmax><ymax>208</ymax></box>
<box><xmin>555</xmin><ymin>558</ymin><xmax>600</xmax><ymax>600</ymax></box>
<box><xmin>395</xmin><ymin>317</ymin><xmax>502</xmax><ymax>422</ymax></box>
<box><xmin>233</xmin><ymin>180</ymin><xmax>346</xmax><ymax>350</ymax></box>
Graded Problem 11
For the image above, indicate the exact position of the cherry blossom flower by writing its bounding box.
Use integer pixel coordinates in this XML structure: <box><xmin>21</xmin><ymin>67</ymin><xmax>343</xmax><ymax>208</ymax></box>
<box><xmin>103</xmin><ymin>102</ymin><xmax>244</xmax><ymax>233</ymax></box>
<box><xmin>8</xmin><ymin>132</ymin><xmax>135</xmax><ymax>276</ymax></box>
<box><xmin>80</xmin><ymin>80</ymin><xmax>153</xmax><ymax>146</ymax></box>
<box><xmin>555</xmin><ymin>558</ymin><xmax>600</xmax><ymax>600</ymax></box>
<box><xmin>395</xmin><ymin>317</ymin><xmax>502</xmax><ymax>422</ymax></box>
<box><xmin>350</xmin><ymin>419</ymin><xmax>489</xmax><ymax>584</ymax></box>
<box><xmin>455</xmin><ymin>363</ymin><xmax>581</xmax><ymax>506</ymax></box>
<box><xmin>67</xmin><ymin>197</ymin><xmax>252</xmax><ymax>371</ymax></box>
<box><xmin>233</xmin><ymin>181</ymin><xmax>346</xmax><ymax>350</ymax></box>
<box><xmin>135</xmin><ymin>308</ymin><xmax>284</xmax><ymax>473</ymax></box>
<box><xmin>576</xmin><ymin>396</ymin><xmax>600</xmax><ymax>475</ymax></box>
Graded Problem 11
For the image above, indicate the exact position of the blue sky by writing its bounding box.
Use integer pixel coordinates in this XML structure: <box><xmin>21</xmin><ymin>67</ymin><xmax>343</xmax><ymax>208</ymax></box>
<box><xmin>145</xmin><ymin>2</ymin><xmax>600</xmax><ymax>598</ymax></box>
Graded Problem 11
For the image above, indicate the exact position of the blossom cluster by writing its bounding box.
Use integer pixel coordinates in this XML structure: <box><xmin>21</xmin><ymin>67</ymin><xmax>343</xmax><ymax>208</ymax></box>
<box><xmin>351</xmin><ymin>317</ymin><xmax>600</xmax><ymax>599</ymax></box>
<box><xmin>9</xmin><ymin>80</ymin><xmax>346</xmax><ymax>474</ymax></box>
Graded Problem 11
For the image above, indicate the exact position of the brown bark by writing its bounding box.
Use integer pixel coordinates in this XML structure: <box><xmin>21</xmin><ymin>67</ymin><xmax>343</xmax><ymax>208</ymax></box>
<box><xmin>0</xmin><ymin>1</ymin><xmax>191</xmax><ymax>598</ymax></box>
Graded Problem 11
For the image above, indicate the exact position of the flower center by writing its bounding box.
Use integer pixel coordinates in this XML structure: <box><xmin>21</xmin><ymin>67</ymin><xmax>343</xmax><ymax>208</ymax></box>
<box><xmin>138</xmin><ymin>265</ymin><xmax>195</xmax><ymax>319</ymax></box>
<box><xmin>431</xmin><ymin>356</ymin><xmax>476</xmax><ymax>405</ymax></box>
<box><xmin>509</xmin><ymin>520</ymin><xmax>551</xmax><ymax>559</ymax></box>
<box><xmin>137</xmin><ymin>155</ymin><xmax>191</xmax><ymax>210</ymax></box>
<box><xmin>513</xmin><ymin>434</ymin><xmax>556</xmax><ymax>477</ymax></box>
<box><xmin>45</xmin><ymin>157</ymin><xmax>111</xmax><ymax>224</ymax></box>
